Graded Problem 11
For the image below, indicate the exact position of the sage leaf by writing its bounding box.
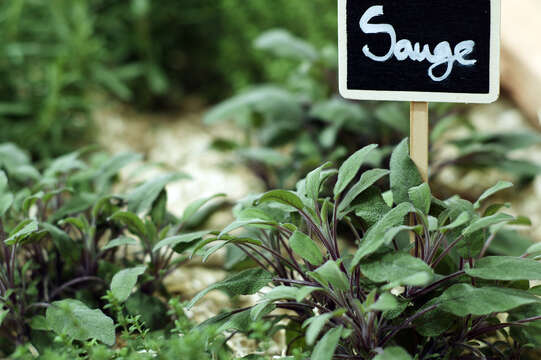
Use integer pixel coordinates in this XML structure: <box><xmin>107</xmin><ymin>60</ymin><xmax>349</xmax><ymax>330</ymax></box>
<box><xmin>258</xmin><ymin>190</ymin><xmax>305</xmax><ymax>210</ymax></box>
<box><xmin>46</xmin><ymin>299</ymin><xmax>115</xmax><ymax>345</ymax></box>
<box><xmin>462</xmin><ymin>213</ymin><xmax>514</xmax><ymax>235</ymax></box>
<box><xmin>289</xmin><ymin>230</ymin><xmax>323</xmax><ymax>266</ymax></box>
<box><xmin>338</xmin><ymin>168</ymin><xmax>390</xmax><ymax>216</ymax></box>
<box><xmin>310</xmin><ymin>260</ymin><xmax>349</xmax><ymax>291</ymax></box>
<box><xmin>351</xmin><ymin>203</ymin><xmax>414</xmax><ymax>269</ymax></box>
<box><xmin>373</xmin><ymin>347</ymin><xmax>412</xmax><ymax>360</ymax></box>
<box><xmin>187</xmin><ymin>269</ymin><xmax>272</xmax><ymax>310</ymax></box>
<box><xmin>181</xmin><ymin>194</ymin><xmax>226</xmax><ymax>224</ymax></box>
<box><xmin>102</xmin><ymin>236</ymin><xmax>138</xmax><ymax>251</ymax></box>
<box><xmin>311</xmin><ymin>326</ymin><xmax>343</xmax><ymax>360</ymax></box>
<box><xmin>474</xmin><ymin>181</ymin><xmax>513</xmax><ymax>209</ymax></box>
<box><xmin>334</xmin><ymin>144</ymin><xmax>378</xmax><ymax>198</ymax></box>
<box><xmin>390</xmin><ymin>139</ymin><xmax>423</xmax><ymax>204</ymax></box>
<box><xmin>439</xmin><ymin>284</ymin><xmax>540</xmax><ymax>316</ymax></box>
<box><xmin>109</xmin><ymin>211</ymin><xmax>147</xmax><ymax>238</ymax></box>
<box><xmin>408</xmin><ymin>183</ymin><xmax>431</xmax><ymax>215</ymax></box>
<box><xmin>152</xmin><ymin>230</ymin><xmax>211</xmax><ymax>253</ymax></box>
<box><xmin>361</xmin><ymin>252</ymin><xmax>433</xmax><ymax>288</ymax></box>
<box><xmin>304</xmin><ymin>312</ymin><xmax>334</xmax><ymax>345</ymax></box>
<box><xmin>111</xmin><ymin>266</ymin><xmax>147</xmax><ymax>302</ymax></box>
<box><xmin>126</xmin><ymin>173</ymin><xmax>188</xmax><ymax>214</ymax></box>
<box><xmin>466</xmin><ymin>256</ymin><xmax>541</xmax><ymax>281</ymax></box>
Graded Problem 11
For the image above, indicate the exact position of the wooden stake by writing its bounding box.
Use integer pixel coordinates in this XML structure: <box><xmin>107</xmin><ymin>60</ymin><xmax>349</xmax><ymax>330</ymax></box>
<box><xmin>410</xmin><ymin>102</ymin><xmax>429</xmax><ymax>250</ymax></box>
<box><xmin>409</xmin><ymin>102</ymin><xmax>429</xmax><ymax>182</ymax></box>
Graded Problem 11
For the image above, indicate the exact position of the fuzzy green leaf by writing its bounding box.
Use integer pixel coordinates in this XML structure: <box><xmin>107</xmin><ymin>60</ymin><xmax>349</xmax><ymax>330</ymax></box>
<box><xmin>334</xmin><ymin>144</ymin><xmax>378</xmax><ymax>198</ymax></box>
<box><xmin>462</xmin><ymin>213</ymin><xmax>514</xmax><ymax>236</ymax></box>
<box><xmin>304</xmin><ymin>312</ymin><xmax>334</xmax><ymax>346</ymax></box>
<box><xmin>5</xmin><ymin>220</ymin><xmax>39</xmax><ymax>245</ymax></box>
<box><xmin>289</xmin><ymin>231</ymin><xmax>323</xmax><ymax>266</ymax></box>
<box><xmin>111</xmin><ymin>266</ymin><xmax>147</xmax><ymax>302</ymax></box>
<box><xmin>390</xmin><ymin>139</ymin><xmax>423</xmax><ymax>204</ymax></box>
<box><xmin>310</xmin><ymin>260</ymin><xmax>349</xmax><ymax>291</ymax></box>
<box><xmin>311</xmin><ymin>326</ymin><xmax>343</xmax><ymax>360</ymax></box>
<box><xmin>181</xmin><ymin>194</ymin><xmax>226</xmax><ymax>224</ymax></box>
<box><xmin>466</xmin><ymin>256</ymin><xmax>541</xmax><ymax>281</ymax></box>
<box><xmin>368</xmin><ymin>293</ymin><xmax>399</xmax><ymax>312</ymax></box>
<box><xmin>152</xmin><ymin>230</ymin><xmax>211</xmax><ymax>253</ymax></box>
<box><xmin>439</xmin><ymin>284</ymin><xmax>540</xmax><ymax>316</ymax></box>
<box><xmin>109</xmin><ymin>211</ymin><xmax>147</xmax><ymax>238</ymax></box>
<box><xmin>102</xmin><ymin>236</ymin><xmax>138</xmax><ymax>251</ymax></box>
<box><xmin>351</xmin><ymin>203</ymin><xmax>414</xmax><ymax>268</ymax></box>
<box><xmin>373</xmin><ymin>347</ymin><xmax>412</xmax><ymax>360</ymax></box>
<box><xmin>126</xmin><ymin>173</ymin><xmax>188</xmax><ymax>214</ymax></box>
<box><xmin>338</xmin><ymin>169</ymin><xmax>390</xmax><ymax>216</ymax></box>
<box><xmin>474</xmin><ymin>181</ymin><xmax>513</xmax><ymax>209</ymax></box>
<box><xmin>306</xmin><ymin>162</ymin><xmax>332</xmax><ymax>203</ymax></box>
<box><xmin>361</xmin><ymin>252</ymin><xmax>433</xmax><ymax>288</ymax></box>
<box><xmin>0</xmin><ymin>171</ymin><xmax>12</xmax><ymax>216</ymax></box>
<box><xmin>258</xmin><ymin>190</ymin><xmax>305</xmax><ymax>210</ymax></box>
<box><xmin>187</xmin><ymin>269</ymin><xmax>272</xmax><ymax>310</ymax></box>
<box><xmin>408</xmin><ymin>183</ymin><xmax>431</xmax><ymax>215</ymax></box>
<box><xmin>46</xmin><ymin>299</ymin><xmax>115</xmax><ymax>345</ymax></box>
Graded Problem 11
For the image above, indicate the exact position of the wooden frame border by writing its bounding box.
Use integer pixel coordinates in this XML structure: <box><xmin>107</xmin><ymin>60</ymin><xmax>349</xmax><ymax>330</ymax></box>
<box><xmin>338</xmin><ymin>0</ymin><xmax>501</xmax><ymax>103</ymax></box>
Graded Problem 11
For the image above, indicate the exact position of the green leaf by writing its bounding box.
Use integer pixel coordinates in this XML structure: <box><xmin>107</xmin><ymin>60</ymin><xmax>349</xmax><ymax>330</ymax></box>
<box><xmin>334</xmin><ymin>144</ymin><xmax>378</xmax><ymax>198</ymax></box>
<box><xmin>255</xmin><ymin>29</ymin><xmax>318</xmax><ymax>61</ymax></box>
<box><xmin>338</xmin><ymin>169</ymin><xmax>390</xmax><ymax>216</ymax></box>
<box><xmin>408</xmin><ymin>183</ymin><xmax>431</xmax><ymax>215</ymax></box>
<box><xmin>440</xmin><ymin>212</ymin><xmax>470</xmax><ymax>232</ymax></box>
<box><xmin>250</xmin><ymin>302</ymin><xmax>275</xmax><ymax>321</ymax></box>
<box><xmin>303</xmin><ymin>312</ymin><xmax>334</xmax><ymax>345</ymax></box>
<box><xmin>152</xmin><ymin>230</ymin><xmax>211</xmax><ymax>253</ymax></box>
<box><xmin>373</xmin><ymin>347</ymin><xmax>412</xmax><ymax>360</ymax></box>
<box><xmin>368</xmin><ymin>293</ymin><xmax>399</xmax><ymax>312</ymax></box>
<box><xmin>258</xmin><ymin>190</ymin><xmax>305</xmax><ymax>210</ymax></box>
<box><xmin>438</xmin><ymin>284</ymin><xmax>540</xmax><ymax>316</ymax></box>
<box><xmin>5</xmin><ymin>220</ymin><xmax>39</xmax><ymax>245</ymax></box>
<box><xmin>102</xmin><ymin>236</ymin><xmax>138</xmax><ymax>251</ymax></box>
<box><xmin>264</xmin><ymin>286</ymin><xmax>299</xmax><ymax>301</ymax></box>
<box><xmin>390</xmin><ymin>139</ymin><xmax>423</xmax><ymax>204</ymax></box>
<box><xmin>351</xmin><ymin>203</ymin><xmax>414</xmax><ymax>268</ymax></box>
<box><xmin>526</xmin><ymin>243</ymin><xmax>541</xmax><ymax>255</ymax></box>
<box><xmin>0</xmin><ymin>171</ymin><xmax>13</xmax><ymax>216</ymax></box>
<box><xmin>361</xmin><ymin>252</ymin><xmax>433</xmax><ymax>288</ymax></box>
<box><xmin>126</xmin><ymin>173</ymin><xmax>188</xmax><ymax>214</ymax></box>
<box><xmin>289</xmin><ymin>231</ymin><xmax>323</xmax><ymax>266</ymax></box>
<box><xmin>353</xmin><ymin>187</ymin><xmax>391</xmax><ymax>227</ymax></box>
<box><xmin>111</xmin><ymin>266</ymin><xmax>147</xmax><ymax>302</ymax></box>
<box><xmin>187</xmin><ymin>269</ymin><xmax>272</xmax><ymax>310</ymax></box>
<box><xmin>311</xmin><ymin>326</ymin><xmax>343</xmax><ymax>360</ymax></box>
<box><xmin>94</xmin><ymin>152</ymin><xmax>142</xmax><ymax>191</ymax></box>
<box><xmin>474</xmin><ymin>181</ymin><xmax>513</xmax><ymax>209</ymax></box>
<box><xmin>462</xmin><ymin>213</ymin><xmax>514</xmax><ymax>235</ymax></box>
<box><xmin>466</xmin><ymin>256</ymin><xmax>541</xmax><ymax>281</ymax></box>
<box><xmin>0</xmin><ymin>307</ymin><xmax>8</xmax><ymax>327</ymax></box>
<box><xmin>181</xmin><ymin>194</ymin><xmax>226</xmax><ymax>224</ymax></box>
<box><xmin>306</xmin><ymin>162</ymin><xmax>332</xmax><ymax>203</ymax></box>
<box><xmin>109</xmin><ymin>211</ymin><xmax>147</xmax><ymax>238</ymax></box>
<box><xmin>310</xmin><ymin>260</ymin><xmax>349</xmax><ymax>291</ymax></box>
<box><xmin>46</xmin><ymin>299</ymin><xmax>115</xmax><ymax>345</ymax></box>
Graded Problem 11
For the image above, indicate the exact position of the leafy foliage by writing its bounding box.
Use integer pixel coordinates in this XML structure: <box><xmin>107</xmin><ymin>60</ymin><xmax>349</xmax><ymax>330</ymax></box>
<box><xmin>179</xmin><ymin>142</ymin><xmax>541</xmax><ymax>359</ymax></box>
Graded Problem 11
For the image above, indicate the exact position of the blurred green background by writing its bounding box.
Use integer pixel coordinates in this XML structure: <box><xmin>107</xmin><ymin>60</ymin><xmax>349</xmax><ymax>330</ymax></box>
<box><xmin>0</xmin><ymin>0</ymin><xmax>337</xmax><ymax>158</ymax></box>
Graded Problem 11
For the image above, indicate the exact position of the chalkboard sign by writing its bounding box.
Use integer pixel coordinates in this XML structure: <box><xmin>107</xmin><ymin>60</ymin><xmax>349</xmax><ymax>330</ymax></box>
<box><xmin>338</xmin><ymin>0</ymin><xmax>500</xmax><ymax>103</ymax></box>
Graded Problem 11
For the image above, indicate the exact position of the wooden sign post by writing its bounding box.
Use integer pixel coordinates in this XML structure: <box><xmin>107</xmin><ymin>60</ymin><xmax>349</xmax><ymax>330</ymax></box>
<box><xmin>338</xmin><ymin>0</ymin><xmax>501</xmax><ymax>182</ymax></box>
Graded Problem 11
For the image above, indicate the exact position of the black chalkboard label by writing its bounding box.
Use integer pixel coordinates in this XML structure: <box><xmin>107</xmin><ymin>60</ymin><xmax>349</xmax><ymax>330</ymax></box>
<box><xmin>338</xmin><ymin>0</ymin><xmax>500</xmax><ymax>103</ymax></box>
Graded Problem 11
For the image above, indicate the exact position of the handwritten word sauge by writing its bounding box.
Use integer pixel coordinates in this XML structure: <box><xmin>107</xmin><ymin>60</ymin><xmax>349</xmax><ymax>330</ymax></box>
<box><xmin>359</xmin><ymin>5</ymin><xmax>477</xmax><ymax>82</ymax></box>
